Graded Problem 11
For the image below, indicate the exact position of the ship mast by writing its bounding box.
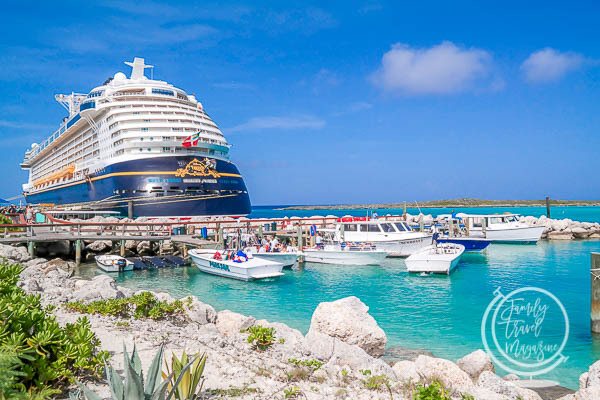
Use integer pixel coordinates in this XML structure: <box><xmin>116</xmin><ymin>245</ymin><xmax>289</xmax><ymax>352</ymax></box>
<box><xmin>54</xmin><ymin>92</ymin><xmax>87</xmax><ymax>117</ymax></box>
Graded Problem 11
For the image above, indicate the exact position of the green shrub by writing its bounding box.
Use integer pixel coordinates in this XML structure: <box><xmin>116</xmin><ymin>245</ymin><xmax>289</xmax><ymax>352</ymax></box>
<box><xmin>245</xmin><ymin>325</ymin><xmax>276</xmax><ymax>351</ymax></box>
<box><xmin>0</xmin><ymin>262</ymin><xmax>107</xmax><ymax>397</ymax></box>
<box><xmin>66</xmin><ymin>291</ymin><xmax>184</xmax><ymax>320</ymax></box>
<box><xmin>413</xmin><ymin>380</ymin><xmax>451</xmax><ymax>400</ymax></box>
<box><xmin>283</xmin><ymin>386</ymin><xmax>302</xmax><ymax>399</ymax></box>
<box><xmin>288</xmin><ymin>358</ymin><xmax>323</xmax><ymax>371</ymax></box>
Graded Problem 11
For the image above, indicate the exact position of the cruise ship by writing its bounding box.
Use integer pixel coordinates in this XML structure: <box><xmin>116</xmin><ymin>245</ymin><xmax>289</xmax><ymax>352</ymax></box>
<box><xmin>21</xmin><ymin>58</ymin><xmax>251</xmax><ymax>217</ymax></box>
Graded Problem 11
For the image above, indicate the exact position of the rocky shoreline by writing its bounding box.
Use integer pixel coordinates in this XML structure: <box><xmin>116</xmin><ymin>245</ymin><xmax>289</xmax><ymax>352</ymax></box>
<box><xmin>1</xmin><ymin>244</ymin><xmax>598</xmax><ymax>399</ymax></box>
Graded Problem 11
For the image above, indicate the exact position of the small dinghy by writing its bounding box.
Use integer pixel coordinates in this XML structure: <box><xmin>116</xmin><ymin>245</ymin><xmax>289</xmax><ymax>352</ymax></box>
<box><xmin>405</xmin><ymin>243</ymin><xmax>465</xmax><ymax>275</ymax></box>
<box><xmin>303</xmin><ymin>242</ymin><xmax>388</xmax><ymax>266</ymax></box>
<box><xmin>189</xmin><ymin>249</ymin><xmax>284</xmax><ymax>281</ymax></box>
<box><xmin>95</xmin><ymin>255</ymin><xmax>134</xmax><ymax>273</ymax></box>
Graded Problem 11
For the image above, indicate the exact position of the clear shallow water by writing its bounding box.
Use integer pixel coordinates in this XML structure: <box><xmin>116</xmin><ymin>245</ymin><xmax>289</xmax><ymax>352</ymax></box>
<box><xmin>250</xmin><ymin>205</ymin><xmax>600</xmax><ymax>223</ymax></box>
<box><xmin>78</xmin><ymin>239</ymin><xmax>600</xmax><ymax>389</ymax></box>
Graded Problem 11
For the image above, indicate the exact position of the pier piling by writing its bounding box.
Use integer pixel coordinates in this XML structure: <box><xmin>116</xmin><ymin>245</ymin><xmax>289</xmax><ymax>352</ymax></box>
<box><xmin>127</xmin><ymin>201</ymin><xmax>134</xmax><ymax>219</ymax></box>
<box><xmin>75</xmin><ymin>239</ymin><xmax>82</xmax><ymax>267</ymax></box>
<box><xmin>592</xmin><ymin>253</ymin><xmax>600</xmax><ymax>333</ymax></box>
<box><xmin>27</xmin><ymin>241</ymin><xmax>35</xmax><ymax>257</ymax></box>
<box><xmin>120</xmin><ymin>240</ymin><xmax>125</xmax><ymax>257</ymax></box>
<box><xmin>546</xmin><ymin>196</ymin><xmax>551</xmax><ymax>218</ymax></box>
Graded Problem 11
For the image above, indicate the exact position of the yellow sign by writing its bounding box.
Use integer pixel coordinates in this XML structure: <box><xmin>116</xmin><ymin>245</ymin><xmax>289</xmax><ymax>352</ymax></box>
<box><xmin>175</xmin><ymin>158</ymin><xmax>221</xmax><ymax>178</ymax></box>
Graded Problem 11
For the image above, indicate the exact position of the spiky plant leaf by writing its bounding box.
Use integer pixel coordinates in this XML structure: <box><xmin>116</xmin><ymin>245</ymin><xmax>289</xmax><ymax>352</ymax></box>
<box><xmin>124</xmin><ymin>349</ymin><xmax>144</xmax><ymax>400</ymax></box>
<box><xmin>144</xmin><ymin>344</ymin><xmax>164</xmax><ymax>397</ymax></box>
<box><xmin>75</xmin><ymin>380</ymin><xmax>103</xmax><ymax>400</ymax></box>
<box><xmin>105</xmin><ymin>363</ymin><xmax>124</xmax><ymax>400</ymax></box>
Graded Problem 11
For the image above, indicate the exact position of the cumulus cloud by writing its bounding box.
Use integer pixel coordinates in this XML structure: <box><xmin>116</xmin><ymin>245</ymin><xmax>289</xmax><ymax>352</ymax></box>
<box><xmin>521</xmin><ymin>48</ymin><xmax>584</xmax><ymax>83</ymax></box>
<box><xmin>229</xmin><ymin>115</ymin><xmax>325</xmax><ymax>133</ymax></box>
<box><xmin>371</xmin><ymin>41</ymin><xmax>492</xmax><ymax>95</ymax></box>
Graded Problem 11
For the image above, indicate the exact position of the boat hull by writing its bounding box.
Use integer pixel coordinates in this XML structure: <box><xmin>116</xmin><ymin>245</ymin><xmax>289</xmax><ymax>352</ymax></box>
<box><xmin>436</xmin><ymin>238</ymin><xmax>490</xmax><ymax>252</ymax></box>
<box><xmin>366</xmin><ymin>236</ymin><xmax>433</xmax><ymax>257</ymax></box>
<box><xmin>405</xmin><ymin>244</ymin><xmax>465</xmax><ymax>274</ymax></box>
<box><xmin>470</xmin><ymin>226</ymin><xmax>545</xmax><ymax>243</ymax></box>
<box><xmin>25</xmin><ymin>155</ymin><xmax>251</xmax><ymax>217</ymax></box>
<box><xmin>252</xmin><ymin>252</ymin><xmax>298</xmax><ymax>268</ymax></box>
<box><xmin>95</xmin><ymin>256</ymin><xmax>134</xmax><ymax>272</ymax></box>
<box><xmin>189</xmin><ymin>251</ymin><xmax>284</xmax><ymax>281</ymax></box>
<box><xmin>303</xmin><ymin>249</ymin><xmax>388</xmax><ymax>265</ymax></box>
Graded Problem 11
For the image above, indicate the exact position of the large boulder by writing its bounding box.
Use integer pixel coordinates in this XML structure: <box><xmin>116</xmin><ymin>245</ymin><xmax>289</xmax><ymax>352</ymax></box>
<box><xmin>182</xmin><ymin>296</ymin><xmax>217</xmax><ymax>325</ymax></box>
<box><xmin>414</xmin><ymin>355</ymin><xmax>474</xmax><ymax>394</ymax></box>
<box><xmin>305</xmin><ymin>330</ymin><xmax>395</xmax><ymax>378</ymax></box>
<box><xmin>547</xmin><ymin>231</ymin><xmax>574</xmax><ymax>240</ymax></box>
<box><xmin>307</xmin><ymin>296</ymin><xmax>387</xmax><ymax>357</ymax></box>
<box><xmin>477</xmin><ymin>371</ymin><xmax>542</xmax><ymax>400</ymax></box>
<box><xmin>42</xmin><ymin>258</ymin><xmax>76</xmax><ymax>277</ymax></box>
<box><xmin>71</xmin><ymin>275</ymin><xmax>125</xmax><ymax>302</ymax></box>
<box><xmin>215</xmin><ymin>310</ymin><xmax>255</xmax><ymax>336</ymax></box>
<box><xmin>0</xmin><ymin>244</ymin><xmax>32</xmax><ymax>262</ymax></box>
<box><xmin>392</xmin><ymin>360</ymin><xmax>420</xmax><ymax>385</ymax></box>
<box><xmin>458</xmin><ymin>349</ymin><xmax>494</xmax><ymax>381</ymax></box>
<box><xmin>86</xmin><ymin>240</ymin><xmax>113</xmax><ymax>253</ymax></box>
<box><xmin>585</xmin><ymin>360</ymin><xmax>600</xmax><ymax>387</ymax></box>
<box><xmin>136</xmin><ymin>241</ymin><xmax>153</xmax><ymax>256</ymax></box>
<box><xmin>557</xmin><ymin>386</ymin><xmax>600</xmax><ymax>400</ymax></box>
<box><xmin>571</xmin><ymin>227</ymin><xmax>591</xmax><ymax>239</ymax></box>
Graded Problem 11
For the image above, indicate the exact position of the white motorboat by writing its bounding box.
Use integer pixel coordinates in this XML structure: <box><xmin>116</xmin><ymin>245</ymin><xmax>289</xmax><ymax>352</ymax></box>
<box><xmin>457</xmin><ymin>213</ymin><xmax>545</xmax><ymax>244</ymax></box>
<box><xmin>405</xmin><ymin>243</ymin><xmax>465</xmax><ymax>275</ymax></box>
<box><xmin>244</xmin><ymin>247</ymin><xmax>299</xmax><ymax>268</ymax></box>
<box><xmin>95</xmin><ymin>255</ymin><xmax>134</xmax><ymax>272</ymax></box>
<box><xmin>333</xmin><ymin>219</ymin><xmax>432</xmax><ymax>257</ymax></box>
<box><xmin>303</xmin><ymin>243</ymin><xmax>388</xmax><ymax>266</ymax></box>
<box><xmin>188</xmin><ymin>249</ymin><xmax>284</xmax><ymax>281</ymax></box>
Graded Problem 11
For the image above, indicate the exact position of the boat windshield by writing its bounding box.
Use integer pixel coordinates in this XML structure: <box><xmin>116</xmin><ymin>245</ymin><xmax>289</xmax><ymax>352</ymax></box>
<box><xmin>380</xmin><ymin>223</ymin><xmax>395</xmax><ymax>232</ymax></box>
<box><xmin>394</xmin><ymin>222</ymin><xmax>408</xmax><ymax>232</ymax></box>
<box><xmin>488</xmin><ymin>217</ymin><xmax>504</xmax><ymax>224</ymax></box>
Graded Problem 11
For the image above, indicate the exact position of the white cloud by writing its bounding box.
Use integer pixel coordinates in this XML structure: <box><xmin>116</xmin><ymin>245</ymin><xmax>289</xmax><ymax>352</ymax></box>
<box><xmin>521</xmin><ymin>48</ymin><xmax>584</xmax><ymax>83</ymax></box>
<box><xmin>229</xmin><ymin>115</ymin><xmax>325</xmax><ymax>133</ymax></box>
<box><xmin>371</xmin><ymin>41</ymin><xmax>492</xmax><ymax>95</ymax></box>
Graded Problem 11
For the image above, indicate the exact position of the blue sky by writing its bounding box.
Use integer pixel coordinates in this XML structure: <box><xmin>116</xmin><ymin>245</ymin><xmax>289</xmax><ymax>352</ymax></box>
<box><xmin>1</xmin><ymin>1</ymin><xmax>598</xmax><ymax>205</ymax></box>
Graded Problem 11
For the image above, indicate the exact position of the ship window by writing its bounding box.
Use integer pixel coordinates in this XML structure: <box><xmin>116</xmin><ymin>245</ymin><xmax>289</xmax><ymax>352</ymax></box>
<box><xmin>162</xmin><ymin>147</ymin><xmax>171</xmax><ymax>152</ymax></box>
<box><xmin>365</xmin><ymin>224</ymin><xmax>381</xmax><ymax>233</ymax></box>
<box><xmin>394</xmin><ymin>223</ymin><xmax>407</xmax><ymax>232</ymax></box>
<box><xmin>151</xmin><ymin>88</ymin><xmax>174</xmax><ymax>96</ymax></box>
<box><xmin>141</xmin><ymin>128</ymin><xmax>148</xmax><ymax>132</ymax></box>
<box><xmin>343</xmin><ymin>224</ymin><xmax>357</xmax><ymax>232</ymax></box>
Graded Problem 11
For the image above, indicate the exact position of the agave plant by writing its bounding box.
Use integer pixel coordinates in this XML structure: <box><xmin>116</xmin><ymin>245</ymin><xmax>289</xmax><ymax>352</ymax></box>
<box><xmin>162</xmin><ymin>351</ymin><xmax>207</xmax><ymax>400</ymax></box>
<box><xmin>78</xmin><ymin>343</ymin><xmax>205</xmax><ymax>400</ymax></box>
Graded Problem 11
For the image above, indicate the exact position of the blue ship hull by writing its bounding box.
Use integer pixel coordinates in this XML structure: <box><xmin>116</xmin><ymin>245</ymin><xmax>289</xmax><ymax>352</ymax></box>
<box><xmin>436</xmin><ymin>238</ymin><xmax>491</xmax><ymax>252</ymax></box>
<box><xmin>25</xmin><ymin>156</ymin><xmax>251</xmax><ymax>217</ymax></box>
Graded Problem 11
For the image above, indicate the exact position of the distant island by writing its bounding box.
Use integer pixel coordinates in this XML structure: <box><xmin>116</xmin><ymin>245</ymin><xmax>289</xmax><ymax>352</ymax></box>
<box><xmin>277</xmin><ymin>198</ymin><xmax>600</xmax><ymax>211</ymax></box>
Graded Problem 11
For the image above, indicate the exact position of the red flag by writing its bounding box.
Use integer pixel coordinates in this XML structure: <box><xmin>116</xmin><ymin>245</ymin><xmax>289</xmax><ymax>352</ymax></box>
<box><xmin>182</xmin><ymin>132</ymin><xmax>201</xmax><ymax>147</ymax></box>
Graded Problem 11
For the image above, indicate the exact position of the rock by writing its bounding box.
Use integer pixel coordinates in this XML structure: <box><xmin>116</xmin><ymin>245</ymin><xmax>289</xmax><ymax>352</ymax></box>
<box><xmin>571</xmin><ymin>227</ymin><xmax>591</xmax><ymax>239</ymax></box>
<box><xmin>585</xmin><ymin>360</ymin><xmax>600</xmax><ymax>387</ymax></box>
<box><xmin>547</xmin><ymin>231</ymin><xmax>574</xmax><ymax>240</ymax></box>
<box><xmin>414</xmin><ymin>355</ymin><xmax>474</xmax><ymax>393</ymax></box>
<box><xmin>392</xmin><ymin>360</ymin><xmax>420</xmax><ymax>385</ymax></box>
<box><xmin>136</xmin><ymin>241</ymin><xmax>153</xmax><ymax>256</ymax></box>
<box><xmin>72</xmin><ymin>275</ymin><xmax>125</xmax><ymax>302</ymax></box>
<box><xmin>182</xmin><ymin>296</ymin><xmax>217</xmax><ymax>325</ymax></box>
<box><xmin>42</xmin><ymin>258</ymin><xmax>76</xmax><ymax>277</ymax></box>
<box><xmin>504</xmin><ymin>374</ymin><xmax>520</xmax><ymax>381</ymax></box>
<box><xmin>215</xmin><ymin>310</ymin><xmax>255</xmax><ymax>336</ymax></box>
<box><xmin>0</xmin><ymin>244</ymin><xmax>32</xmax><ymax>262</ymax></box>
<box><xmin>254</xmin><ymin>319</ymin><xmax>310</xmax><ymax>357</ymax></box>
<box><xmin>457</xmin><ymin>349</ymin><xmax>494</xmax><ymax>381</ymax></box>
<box><xmin>557</xmin><ymin>386</ymin><xmax>600</xmax><ymax>400</ymax></box>
<box><xmin>579</xmin><ymin>372</ymin><xmax>589</xmax><ymax>389</ymax></box>
<box><xmin>307</xmin><ymin>296</ymin><xmax>387</xmax><ymax>357</ymax></box>
<box><xmin>86</xmin><ymin>240</ymin><xmax>113</xmax><ymax>253</ymax></box>
<box><xmin>46</xmin><ymin>240</ymin><xmax>71</xmax><ymax>257</ymax></box>
<box><xmin>125</xmin><ymin>240</ymin><xmax>138</xmax><ymax>251</ymax></box>
<box><xmin>305</xmin><ymin>330</ymin><xmax>395</xmax><ymax>378</ymax></box>
<box><xmin>477</xmin><ymin>371</ymin><xmax>542</xmax><ymax>400</ymax></box>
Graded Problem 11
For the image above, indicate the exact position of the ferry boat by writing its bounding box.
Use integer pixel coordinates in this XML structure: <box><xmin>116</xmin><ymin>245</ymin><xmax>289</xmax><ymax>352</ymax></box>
<box><xmin>20</xmin><ymin>58</ymin><xmax>251</xmax><ymax>217</ymax></box>
<box><xmin>457</xmin><ymin>213</ymin><xmax>545</xmax><ymax>244</ymax></box>
<box><xmin>334</xmin><ymin>219</ymin><xmax>432</xmax><ymax>257</ymax></box>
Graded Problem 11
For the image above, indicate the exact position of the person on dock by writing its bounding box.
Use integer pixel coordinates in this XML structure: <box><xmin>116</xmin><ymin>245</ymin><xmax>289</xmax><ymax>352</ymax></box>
<box><xmin>25</xmin><ymin>206</ymin><xmax>33</xmax><ymax>224</ymax></box>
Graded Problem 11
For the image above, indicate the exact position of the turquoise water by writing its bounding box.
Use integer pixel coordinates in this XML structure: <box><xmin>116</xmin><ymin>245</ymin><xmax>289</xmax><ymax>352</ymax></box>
<box><xmin>77</xmin><ymin>206</ymin><xmax>600</xmax><ymax>389</ymax></box>
<box><xmin>250</xmin><ymin>205</ymin><xmax>600</xmax><ymax>223</ymax></box>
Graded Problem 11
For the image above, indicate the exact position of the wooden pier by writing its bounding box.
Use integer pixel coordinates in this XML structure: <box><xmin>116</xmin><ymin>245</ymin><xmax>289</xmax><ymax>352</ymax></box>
<box><xmin>0</xmin><ymin>214</ymin><xmax>408</xmax><ymax>266</ymax></box>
